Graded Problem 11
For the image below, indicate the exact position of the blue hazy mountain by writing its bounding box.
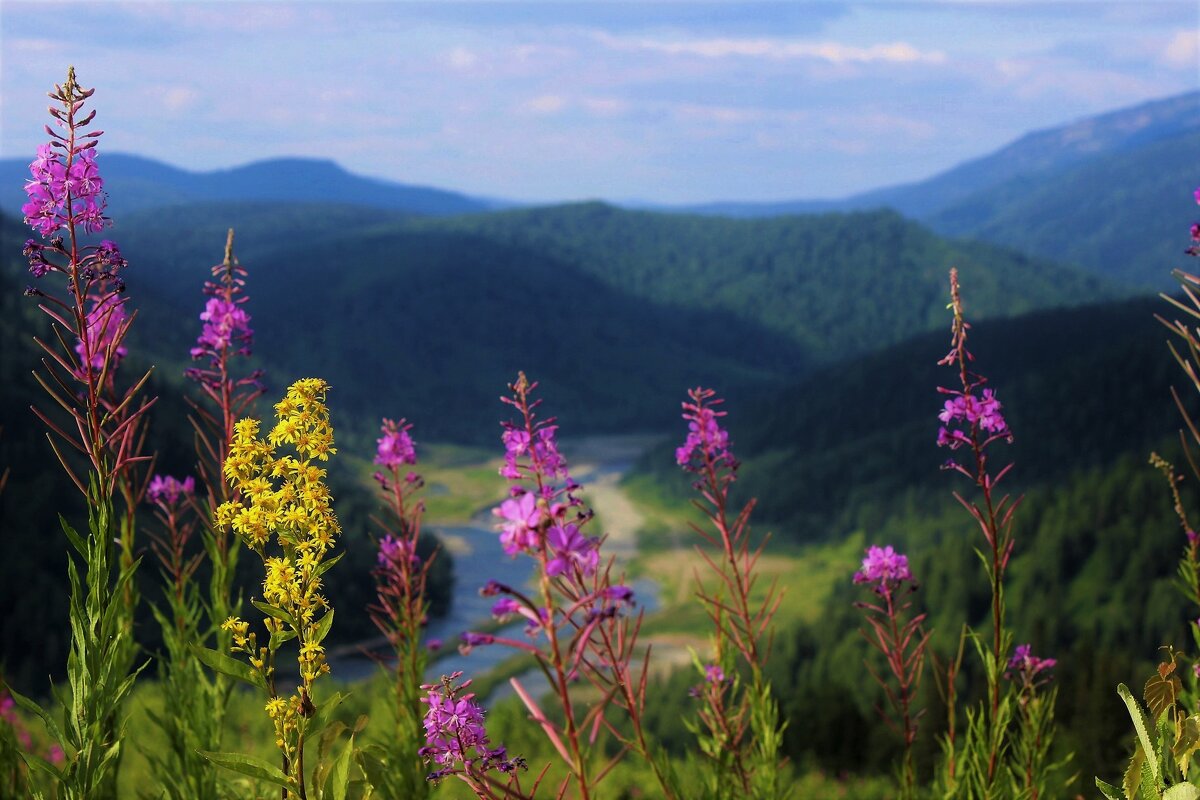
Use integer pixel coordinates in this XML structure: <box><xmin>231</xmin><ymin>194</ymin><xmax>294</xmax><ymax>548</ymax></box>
<box><xmin>660</xmin><ymin>91</ymin><xmax>1200</xmax><ymax>287</ymax></box>
<box><xmin>0</xmin><ymin>153</ymin><xmax>498</xmax><ymax>218</ymax></box>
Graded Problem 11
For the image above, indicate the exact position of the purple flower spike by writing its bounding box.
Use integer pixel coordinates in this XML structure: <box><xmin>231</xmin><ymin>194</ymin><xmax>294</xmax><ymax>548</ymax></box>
<box><xmin>23</xmin><ymin>143</ymin><xmax>109</xmax><ymax>237</ymax></box>
<box><xmin>1005</xmin><ymin>643</ymin><xmax>1057</xmax><ymax>691</ymax></box>
<box><xmin>420</xmin><ymin>674</ymin><xmax>523</xmax><ymax>781</ymax></box>
<box><xmin>604</xmin><ymin>585</ymin><xmax>634</xmax><ymax>602</ymax></box>
<box><xmin>378</xmin><ymin>534</ymin><xmax>418</xmax><ymax>568</ymax></box>
<box><xmin>491</xmin><ymin>598</ymin><xmax>521</xmax><ymax>618</ymax></box>
<box><xmin>677</xmin><ymin>387</ymin><xmax>737</xmax><ymax>475</ymax></box>
<box><xmin>191</xmin><ymin>297</ymin><xmax>253</xmax><ymax>360</ymax></box>
<box><xmin>375</xmin><ymin>418</ymin><xmax>417</xmax><ymax>469</ymax></box>
<box><xmin>147</xmin><ymin>474</ymin><xmax>196</xmax><ymax>507</ymax></box>
<box><xmin>853</xmin><ymin>545</ymin><xmax>913</xmax><ymax>590</ymax></box>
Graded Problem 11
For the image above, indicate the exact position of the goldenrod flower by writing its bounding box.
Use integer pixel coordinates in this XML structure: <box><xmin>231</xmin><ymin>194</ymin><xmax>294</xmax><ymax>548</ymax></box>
<box><xmin>213</xmin><ymin>379</ymin><xmax>342</xmax><ymax>784</ymax></box>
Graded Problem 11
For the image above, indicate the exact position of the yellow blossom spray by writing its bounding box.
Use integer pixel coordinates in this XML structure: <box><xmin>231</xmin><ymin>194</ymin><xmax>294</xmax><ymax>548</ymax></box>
<box><xmin>199</xmin><ymin>378</ymin><xmax>359</xmax><ymax>798</ymax></box>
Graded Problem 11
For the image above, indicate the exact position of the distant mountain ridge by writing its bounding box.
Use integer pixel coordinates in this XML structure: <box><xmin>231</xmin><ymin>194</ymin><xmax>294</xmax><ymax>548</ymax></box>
<box><xmin>664</xmin><ymin>90</ymin><xmax>1200</xmax><ymax>220</ymax></box>
<box><xmin>850</xmin><ymin>90</ymin><xmax>1200</xmax><ymax>219</ymax></box>
<box><xmin>3</xmin><ymin>89</ymin><xmax>1194</xmax><ymax>286</ymax></box>
<box><xmin>660</xmin><ymin>90</ymin><xmax>1200</xmax><ymax>287</ymax></box>
<box><xmin>0</xmin><ymin>152</ymin><xmax>498</xmax><ymax>218</ymax></box>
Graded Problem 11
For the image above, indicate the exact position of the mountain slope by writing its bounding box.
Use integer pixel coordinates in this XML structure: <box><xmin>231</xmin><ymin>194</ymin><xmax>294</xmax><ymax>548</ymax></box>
<box><xmin>852</xmin><ymin>90</ymin><xmax>1200</xmax><ymax>219</ymax></box>
<box><xmin>633</xmin><ymin>289</ymin><xmax>1194</xmax><ymax>547</ymax></box>
<box><xmin>413</xmin><ymin>202</ymin><xmax>1121</xmax><ymax>360</ymax></box>
<box><xmin>927</xmin><ymin>129</ymin><xmax>1200</xmax><ymax>287</ymax></box>
<box><xmin>664</xmin><ymin>91</ymin><xmax>1199</xmax><ymax>288</ymax></box>
<box><xmin>0</xmin><ymin>153</ymin><xmax>496</xmax><ymax>218</ymax></box>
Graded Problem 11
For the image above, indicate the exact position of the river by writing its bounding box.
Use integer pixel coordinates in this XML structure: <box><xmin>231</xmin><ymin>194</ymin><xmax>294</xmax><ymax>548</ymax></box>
<box><xmin>328</xmin><ymin>434</ymin><xmax>663</xmax><ymax>696</ymax></box>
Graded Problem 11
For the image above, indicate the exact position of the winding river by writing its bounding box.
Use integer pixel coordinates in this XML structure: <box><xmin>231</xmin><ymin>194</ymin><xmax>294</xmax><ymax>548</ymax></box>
<box><xmin>329</xmin><ymin>434</ymin><xmax>662</xmax><ymax>696</ymax></box>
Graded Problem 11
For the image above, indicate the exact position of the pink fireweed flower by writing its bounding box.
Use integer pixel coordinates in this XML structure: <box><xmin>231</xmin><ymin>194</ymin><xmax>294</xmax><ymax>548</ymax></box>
<box><xmin>419</xmin><ymin>673</ymin><xmax>523</xmax><ymax>783</ymax></box>
<box><xmin>147</xmin><ymin>474</ymin><xmax>195</xmax><ymax>507</ymax></box>
<box><xmin>501</xmin><ymin>424</ymin><xmax>569</xmax><ymax>482</ymax></box>
<box><xmin>491</xmin><ymin>598</ymin><xmax>521</xmax><ymax>617</ymax></box>
<box><xmin>375</xmin><ymin>418</ymin><xmax>417</xmax><ymax>470</ymax></box>
<box><xmin>74</xmin><ymin>292</ymin><xmax>128</xmax><ymax>376</ymax></box>
<box><xmin>377</xmin><ymin>533</ymin><xmax>419</xmax><ymax>568</ymax></box>
<box><xmin>189</xmin><ymin>297</ymin><xmax>253</xmax><ymax>360</ymax></box>
<box><xmin>421</xmin><ymin>687</ymin><xmax>490</xmax><ymax>767</ymax></box>
<box><xmin>853</xmin><ymin>545</ymin><xmax>913</xmax><ymax>591</ymax></box>
<box><xmin>1005</xmin><ymin>644</ymin><xmax>1056</xmax><ymax>679</ymax></box>
<box><xmin>23</xmin><ymin>141</ymin><xmax>108</xmax><ymax>237</ymax></box>
<box><xmin>545</xmin><ymin>523</ymin><xmax>599</xmax><ymax>578</ymax></box>
<box><xmin>493</xmin><ymin>490</ymin><xmax>541</xmax><ymax>556</ymax></box>
<box><xmin>677</xmin><ymin>387</ymin><xmax>737</xmax><ymax>474</ymax></box>
<box><xmin>1005</xmin><ymin>644</ymin><xmax>1057</xmax><ymax>699</ymax></box>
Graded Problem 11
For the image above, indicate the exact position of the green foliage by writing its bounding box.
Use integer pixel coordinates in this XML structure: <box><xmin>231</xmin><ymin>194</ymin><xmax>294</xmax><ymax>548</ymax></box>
<box><xmin>930</xmin><ymin>130</ymin><xmax>1200</xmax><ymax>290</ymax></box>
<box><xmin>10</xmin><ymin>497</ymin><xmax>145</xmax><ymax>800</ymax></box>
<box><xmin>1097</xmin><ymin>682</ymin><xmax>1200</xmax><ymax>800</ymax></box>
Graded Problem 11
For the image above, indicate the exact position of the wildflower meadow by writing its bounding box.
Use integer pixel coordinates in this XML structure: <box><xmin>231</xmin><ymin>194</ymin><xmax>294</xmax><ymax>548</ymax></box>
<box><xmin>3</xmin><ymin>65</ymin><xmax>1200</xmax><ymax>800</ymax></box>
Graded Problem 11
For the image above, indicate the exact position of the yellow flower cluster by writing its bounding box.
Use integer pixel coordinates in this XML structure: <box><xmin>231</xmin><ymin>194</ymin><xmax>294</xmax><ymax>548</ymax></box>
<box><xmin>214</xmin><ymin>379</ymin><xmax>340</xmax><ymax>762</ymax></box>
<box><xmin>216</xmin><ymin>378</ymin><xmax>339</xmax><ymax>554</ymax></box>
<box><xmin>264</xmin><ymin>695</ymin><xmax>304</xmax><ymax>757</ymax></box>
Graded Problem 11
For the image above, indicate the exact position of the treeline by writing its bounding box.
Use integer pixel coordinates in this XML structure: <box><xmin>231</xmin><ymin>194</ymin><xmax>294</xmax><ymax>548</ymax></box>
<box><xmin>629</xmin><ymin>290</ymin><xmax>1196</xmax><ymax>782</ymax></box>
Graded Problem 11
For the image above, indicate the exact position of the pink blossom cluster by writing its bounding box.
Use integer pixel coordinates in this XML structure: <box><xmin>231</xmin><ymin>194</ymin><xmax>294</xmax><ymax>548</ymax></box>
<box><xmin>147</xmin><ymin>474</ymin><xmax>195</xmax><ymax>507</ymax></box>
<box><xmin>22</xmin><ymin>143</ymin><xmax>107</xmax><ymax>237</ymax></box>
<box><xmin>853</xmin><ymin>545</ymin><xmax>914</xmax><ymax>591</ymax></box>
<box><xmin>190</xmin><ymin>297</ymin><xmax>253</xmax><ymax>362</ymax></box>
<box><xmin>377</xmin><ymin>533</ymin><xmax>418</xmax><ymax>568</ymax></box>
<box><xmin>936</xmin><ymin>388</ymin><xmax>1010</xmax><ymax>450</ymax></box>
<box><xmin>183</xmin><ymin>244</ymin><xmax>262</xmax><ymax>397</ymax></box>
<box><xmin>500</xmin><ymin>425</ymin><xmax>568</xmax><ymax>482</ymax></box>
<box><xmin>1005</xmin><ymin>643</ymin><xmax>1057</xmax><ymax>690</ymax></box>
<box><xmin>676</xmin><ymin>387</ymin><xmax>737</xmax><ymax>475</ymax></box>
<box><xmin>374</xmin><ymin>418</ymin><xmax>417</xmax><ymax>471</ymax></box>
<box><xmin>419</xmin><ymin>673</ymin><xmax>520</xmax><ymax>781</ymax></box>
<box><xmin>492</xmin><ymin>378</ymin><xmax>593</xmax><ymax>571</ymax></box>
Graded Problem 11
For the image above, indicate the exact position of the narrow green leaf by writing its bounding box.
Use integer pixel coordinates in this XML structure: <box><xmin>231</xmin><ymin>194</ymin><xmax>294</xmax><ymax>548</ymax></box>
<box><xmin>332</xmin><ymin>734</ymin><xmax>355</xmax><ymax>800</ymax></box>
<box><xmin>191</xmin><ymin>645</ymin><xmax>266</xmax><ymax>690</ymax></box>
<box><xmin>198</xmin><ymin>750</ymin><xmax>297</xmax><ymax>791</ymax></box>
<box><xmin>316</xmin><ymin>552</ymin><xmax>344</xmax><ymax>578</ymax></box>
<box><xmin>312</xmin><ymin>720</ymin><xmax>347</xmax><ymax>797</ymax></box>
<box><xmin>1142</xmin><ymin>759</ymin><xmax>1161</xmax><ymax>800</ymax></box>
<box><xmin>252</xmin><ymin>599</ymin><xmax>296</xmax><ymax>627</ymax></box>
<box><xmin>1095</xmin><ymin>778</ymin><xmax>1123</xmax><ymax>800</ymax></box>
<box><xmin>314</xmin><ymin>608</ymin><xmax>335</xmax><ymax>645</ymax></box>
<box><xmin>1121</xmin><ymin>683</ymin><xmax>1161</xmax><ymax>787</ymax></box>
<box><xmin>6</xmin><ymin>686</ymin><xmax>66</xmax><ymax>749</ymax></box>
<box><xmin>58</xmin><ymin>515</ymin><xmax>86</xmax><ymax>555</ymax></box>
<box><xmin>317</xmin><ymin>691</ymin><xmax>348</xmax><ymax>728</ymax></box>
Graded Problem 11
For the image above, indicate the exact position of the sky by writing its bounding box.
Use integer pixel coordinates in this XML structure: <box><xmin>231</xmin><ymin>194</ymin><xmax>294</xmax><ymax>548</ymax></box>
<box><xmin>1</xmin><ymin>1</ymin><xmax>1197</xmax><ymax>204</ymax></box>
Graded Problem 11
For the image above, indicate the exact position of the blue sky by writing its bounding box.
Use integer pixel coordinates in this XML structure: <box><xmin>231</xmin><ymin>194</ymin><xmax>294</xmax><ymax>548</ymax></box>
<box><xmin>1</xmin><ymin>1</ymin><xmax>1197</xmax><ymax>203</ymax></box>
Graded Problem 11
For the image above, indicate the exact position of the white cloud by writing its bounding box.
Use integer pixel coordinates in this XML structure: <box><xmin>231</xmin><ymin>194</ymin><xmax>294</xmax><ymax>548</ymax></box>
<box><xmin>581</xmin><ymin>96</ymin><xmax>628</xmax><ymax>117</ymax></box>
<box><xmin>597</xmin><ymin>32</ymin><xmax>946</xmax><ymax>65</ymax></box>
<box><xmin>520</xmin><ymin>94</ymin><xmax>568</xmax><ymax>115</ymax></box>
<box><xmin>1162</xmin><ymin>29</ymin><xmax>1200</xmax><ymax>69</ymax></box>
<box><xmin>157</xmin><ymin>85</ymin><xmax>198</xmax><ymax>112</ymax></box>
<box><xmin>447</xmin><ymin>46</ymin><xmax>478</xmax><ymax>70</ymax></box>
